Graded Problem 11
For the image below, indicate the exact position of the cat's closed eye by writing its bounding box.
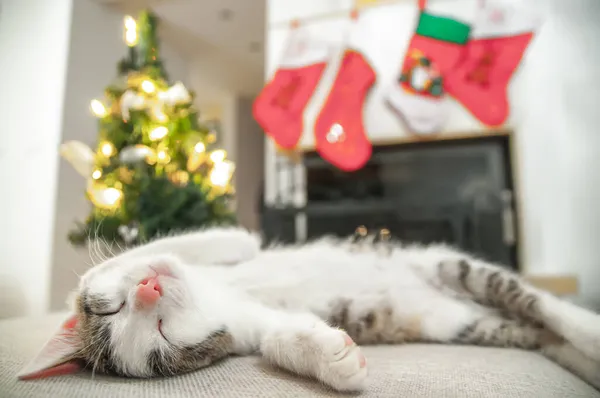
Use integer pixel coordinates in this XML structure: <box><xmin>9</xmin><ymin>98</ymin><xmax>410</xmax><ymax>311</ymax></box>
<box><xmin>91</xmin><ymin>301</ymin><xmax>126</xmax><ymax>316</ymax></box>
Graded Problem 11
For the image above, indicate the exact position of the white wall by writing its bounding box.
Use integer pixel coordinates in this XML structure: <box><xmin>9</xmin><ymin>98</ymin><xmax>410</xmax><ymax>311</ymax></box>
<box><xmin>48</xmin><ymin>0</ymin><xmax>190</xmax><ymax>311</ymax></box>
<box><xmin>0</xmin><ymin>0</ymin><xmax>74</xmax><ymax>315</ymax></box>
<box><xmin>265</xmin><ymin>0</ymin><xmax>600</xmax><ymax>307</ymax></box>
<box><xmin>235</xmin><ymin>97</ymin><xmax>265</xmax><ymax>231</ymax></box>
<box><xmin>512</xmin><ymin>0</ymin><xmax>600</xmax><ymax>308</ymax></box>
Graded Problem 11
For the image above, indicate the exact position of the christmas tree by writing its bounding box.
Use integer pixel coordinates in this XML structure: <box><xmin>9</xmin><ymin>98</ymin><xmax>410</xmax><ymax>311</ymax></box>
<box><xmin>61</xmin><ymin>10</ymin><xmax>236</xmax><ymax>247</ymax></box>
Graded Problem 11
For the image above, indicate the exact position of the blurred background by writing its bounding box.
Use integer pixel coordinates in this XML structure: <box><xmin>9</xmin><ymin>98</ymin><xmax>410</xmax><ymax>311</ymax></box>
<box><xmin>1</xmin><ymin>0</ymin><xmax>599</xmax><ymax>318</ymax></box>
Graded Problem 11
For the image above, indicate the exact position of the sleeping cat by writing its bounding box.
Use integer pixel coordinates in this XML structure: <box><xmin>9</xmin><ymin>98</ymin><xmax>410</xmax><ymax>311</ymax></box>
<box><xmin>18</xmin><ymin>227</ymin><xmax>600</xmax><ymax>391</ymax></box>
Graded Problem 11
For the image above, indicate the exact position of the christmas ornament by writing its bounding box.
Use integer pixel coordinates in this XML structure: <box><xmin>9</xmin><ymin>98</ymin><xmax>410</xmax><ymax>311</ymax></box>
<box><xmin>386</xmin><ymin>0</ymin><xmax>470</xmax><ymax>134</ymax></box>
<box><xmin>313</xmin><ymin>12</ymin><xmax>376</xmax><ymax>171</ymax></box>
<box><xmin>120</xmin><ymin>90</ymin><xmax>146</xmax><ymax>120</ymax></box>
<box><xmin>445</xmin><ymin>0</ymin><xmax>543</xmax><ymax>126</ymax></box>
<box><xmin>59</xmin><ymin>141</ymin><xmax>95</xmax><ymax>177</ymax></box>
<box><xmin>158</xmin><ymin>81</ymin><xmax>191</xmax><ymax>106</ymax></box>
<box><xmin>119</xmin><ymin>145</ymin><xmax>155</xmax><ymax>163</ymax></box>
<box><xmin>253</xmin><ymin>25</ymin><xmax>331</xmax><ymax>149</ymax></box>
<box><xmin>118</xmin><ymin>223</ymin><xmax>139</xmax><ymax>244</ymax></box>
<box><xmin>149</xmin><ymin>102</ymin><xmax>168</xmax><ymax>122</ymax></box>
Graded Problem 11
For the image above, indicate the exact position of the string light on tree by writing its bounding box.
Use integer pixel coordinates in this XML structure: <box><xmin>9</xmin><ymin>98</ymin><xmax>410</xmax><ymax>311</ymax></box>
<box><xmin>157</xmin><ymin>149</ymin><xmax>171</xmax><ymax>164</ymax></box>
<box><xmin>141</xmin><ymin>80</ymin><xmax>156</xmax><ymax>94</ymax></box>
<box><xmin>210</xmin><ymin>149</ymin><xmax>226</xmax><ymax>163</ymax></box>
<box><xmin>209</xmin><ymin>160</ymin><xmax>235</xmax><ymax>188</ymax></box>
<box><xmin>92</xmin><ymin>169</ymin><xmax>102</xmax><ymax>180</ymax></box>
<box><xmin>88</xmin><ymin>184</ymin><xmax>123</xmax><ymax>210</ymax></box>
<box><xmin>194</xmin><ymin>142</ymin><xmax>206</xmax><ymax>153</ymax></box>
<box><xmin>124</xmin><ymin>16</ymin><xmax>138</xmax><ymax>47</ymax></box>
<box><xmin>100</xmin><ymin>141</ymin><xmax>116</xmax><ymax>157</ymax></box>
<box><xmin>149</xmin><ymin>126</ymin><xmax>168</xmax><ymax>141</ymax></box>
<box><xmin>90</xmin><ymin>100</ymin><xmax>107</xmax><ymax>118</ymax></box>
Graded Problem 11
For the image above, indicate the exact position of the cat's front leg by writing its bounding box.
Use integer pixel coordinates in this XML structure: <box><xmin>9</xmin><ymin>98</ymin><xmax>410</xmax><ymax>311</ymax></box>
<box><xmin>229</xmin><ymin>304</ymin><xmax>368</xmax><ymax>392</ymax></box>
<box><xmin>121</xmin><ymin>227</ymin><xmax>261</xmax><ymax>266</ymax></box>
<box><xmin>260</xmin><ymin>313</ymin><xmax>368</xmax><ymax>392</ymax></box>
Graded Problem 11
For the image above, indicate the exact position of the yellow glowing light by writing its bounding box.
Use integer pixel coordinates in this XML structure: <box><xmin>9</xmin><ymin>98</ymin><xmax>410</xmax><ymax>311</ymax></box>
<box><xmin>141</xmin><ymin>80</ymin><xmax>156</xmax><ymax>94</ymax></box>
<box><xmin>207</xmin><ymin>132</ymin><xmax>217</xmax><ymax>143</ymax></box>
<box><xmin>187</xmin><ymin>151</ymin><xmax>205</xmax><ymax>172</ymax></box>
<box><xmin>169</xmin><ymin>170</ymin><xmax>190</xmax><ymax>186</ymax></box>
<box><xmin>100</xmin><ymin>142</ymin><xmax>115</xmax><ymax>157</ymax></box>
<box><xmin>194</xmin><ymin>142</ymin><xmax>206</xmax><ymax>153</ymax></box>
<box><xmin>157</xmin><ymin>150</ymin><xmax>171</xmax><ymax>164</ymax></box>
<box><xmin>92</xmin><ymin>169</ymin><xmax>102</xmax><ymax>180</ymax></box>
<box><xmin>210</xmin><ymin>149</ymin><xmax>226</xmax><ymax>163</ymax></box>
<box><xmin>100</xmin><ymin>188</ymin><xmax>122</xmax><ymax>207</ymax></box>
<box><xmin>124</xmin><ymin>16</ymin><xmax>138</xmax><ymax>47</ymax></box>
<box><xmin>90</xmin><ymin>99</ymin><xmax>107</xmax><ymax>117</ymax></box>
<box><xmin>149</xmin><ymin>126</ymin><xmax>168</xmax><ymax>141</ymax></box>
<box><xmin>209</xmin><ymin>160</ymin><xmax>234</xmax><ymax>187</ymax></box>
<box><xmin>124</xmin><ymin>15</ymin><xmax>137</xmax><ymax>30</ymax></box>
<box><xmin>89</xmin><ymin>186</ymin><xmax>123</xmax><ymax>210</ymax></box>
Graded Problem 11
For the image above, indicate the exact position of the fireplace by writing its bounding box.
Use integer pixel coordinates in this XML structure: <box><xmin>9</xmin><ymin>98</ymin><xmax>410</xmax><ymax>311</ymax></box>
<box><xmin>260</xmin><ymin>135</ymin><xmax>519</xmax><ymax>269</ymax></box>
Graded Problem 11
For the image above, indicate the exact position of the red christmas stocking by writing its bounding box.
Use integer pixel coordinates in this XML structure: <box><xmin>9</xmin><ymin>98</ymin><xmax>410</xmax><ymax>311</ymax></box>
<box><xmin>253</xmin><ymin>28</ymin><xmax>330</xmax><ymax>149</ymax></box>
<box><xmin>445</xmin><ymin>0</ymin><xmax>543</xmax><ymax>126</ymax></box>
<box><xmin>386</xmin><ymin>0</ymin><xmax>471</xmax><ymax>135</ymax></box>
<box><xmin>313</xmin><ymin>17</ymin><xmax>376</xmax><ymax>171</ymax></box>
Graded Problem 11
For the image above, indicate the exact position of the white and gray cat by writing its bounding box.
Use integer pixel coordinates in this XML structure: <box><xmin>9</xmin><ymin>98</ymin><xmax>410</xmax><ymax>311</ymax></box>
<box><xmin>18</xmin><ymin>227</ymin><xmax>600</xmax><ymax>391</ymax></box>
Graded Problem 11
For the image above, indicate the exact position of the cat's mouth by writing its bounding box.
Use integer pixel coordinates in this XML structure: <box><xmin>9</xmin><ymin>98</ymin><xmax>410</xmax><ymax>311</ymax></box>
<box><xmin>158</xmin><ymin>319</ymin><xmax>169</xmax><ymax>342</ymax></box>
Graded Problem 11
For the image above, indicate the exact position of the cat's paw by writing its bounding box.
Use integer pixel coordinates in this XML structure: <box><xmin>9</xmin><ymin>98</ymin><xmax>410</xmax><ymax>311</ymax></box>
<box><xmin>311</xmin><ymin>328</ymin><xmax>368</xmax><ymax>392</ymax></box>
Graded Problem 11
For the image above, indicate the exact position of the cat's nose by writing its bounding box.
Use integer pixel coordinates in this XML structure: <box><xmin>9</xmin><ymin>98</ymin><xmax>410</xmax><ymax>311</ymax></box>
<box><xmin>135</xmin><ymin>276</ymin><xmax>163</xmax><ymax>309</ymax></box>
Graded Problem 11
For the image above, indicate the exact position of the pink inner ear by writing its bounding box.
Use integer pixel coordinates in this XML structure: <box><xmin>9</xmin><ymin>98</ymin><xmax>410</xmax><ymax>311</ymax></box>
<box><xmin>62</xmin><ymin>316</ymin><xmax>78</xmax><ymax>330</ymax></box>
<box><xmin>17</xmin><ymin>314</ymin><xmax>83</xmax><ymax>381</ymax></box>
<box><xmin>18</xmin><ymin>361</ymin><xmax>82</xmax><ymax>380</ymax></box>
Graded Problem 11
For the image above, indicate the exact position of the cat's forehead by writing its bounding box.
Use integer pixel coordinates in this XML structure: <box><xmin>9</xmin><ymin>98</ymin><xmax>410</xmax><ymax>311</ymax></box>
<box><xmin>82</xmin><ymin>253</ymin><xmax>180</xmax><ymax>283</ymax></box>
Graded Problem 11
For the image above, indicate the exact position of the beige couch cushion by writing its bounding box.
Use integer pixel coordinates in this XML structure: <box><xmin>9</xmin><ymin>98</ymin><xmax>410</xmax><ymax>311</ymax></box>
<box><xmin>0</xmin><ymin>313</ymin><xmax>597</xmax><ymax>398</ymax></box>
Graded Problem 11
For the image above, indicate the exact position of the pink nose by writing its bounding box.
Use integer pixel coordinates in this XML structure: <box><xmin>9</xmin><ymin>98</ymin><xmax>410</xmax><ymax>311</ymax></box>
<box><xmin>136</xmin><ymin>276</ymin><xmax>162</xmax><ymax>308</ymax></box>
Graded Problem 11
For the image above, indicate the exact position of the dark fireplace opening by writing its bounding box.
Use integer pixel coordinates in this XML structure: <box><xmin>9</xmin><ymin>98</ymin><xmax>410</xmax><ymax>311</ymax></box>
<box><xmin>261</xmin><ymin>135</ymin><xmax>519</xmax><ymax>269</ymax></box>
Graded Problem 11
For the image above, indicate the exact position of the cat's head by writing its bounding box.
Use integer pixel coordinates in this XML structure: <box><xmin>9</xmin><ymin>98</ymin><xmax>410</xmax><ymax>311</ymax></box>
<box><xmin>18</xmin><ymin>253</ymin><xmax>233</xmax><ymax>380</ymax></box>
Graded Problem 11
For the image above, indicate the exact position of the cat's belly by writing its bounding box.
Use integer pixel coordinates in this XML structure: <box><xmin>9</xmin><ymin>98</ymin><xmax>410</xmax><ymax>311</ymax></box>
<box><xmin>223</xmin><ymin>248</ymin><xmax>435</xmax><ymax>326</ymax></box>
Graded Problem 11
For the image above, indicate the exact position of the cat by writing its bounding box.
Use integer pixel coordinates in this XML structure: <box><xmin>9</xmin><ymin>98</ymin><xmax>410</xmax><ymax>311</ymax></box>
<box><xmin>17</xmin><ymin>227</ymin><xmax>600</xmax><ymax>391</ymax></box>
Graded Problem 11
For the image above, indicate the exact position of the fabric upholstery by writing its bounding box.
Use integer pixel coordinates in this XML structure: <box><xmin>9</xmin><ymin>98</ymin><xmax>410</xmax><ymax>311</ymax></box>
<box><xmin>0</xmin><ymin>313</ymin><xmax>598</xmax><ymax>398</ymax></box>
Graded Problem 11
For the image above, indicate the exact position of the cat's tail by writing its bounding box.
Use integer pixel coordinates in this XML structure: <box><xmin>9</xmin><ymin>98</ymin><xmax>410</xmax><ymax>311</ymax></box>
<box><xmin>451</xmin><ymin>314</ymin><xmax>600</xmax><ymax>390</ymax></box>
<box><xmin>434</xmin><ymin>256</ymin><xmax>600</xmax><ymax>367</ymax></box>
<box><xmin>541</xmin><ymin>341</ymin><xmax>600</xmax><ymax>391</ymax></box>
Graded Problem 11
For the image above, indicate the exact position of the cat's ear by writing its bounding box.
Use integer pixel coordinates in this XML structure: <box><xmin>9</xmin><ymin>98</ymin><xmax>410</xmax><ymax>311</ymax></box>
<box><xmin>17</xmin><ymin>314</ymin><xmax>84</xmax><ymax>380</ymax></box>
